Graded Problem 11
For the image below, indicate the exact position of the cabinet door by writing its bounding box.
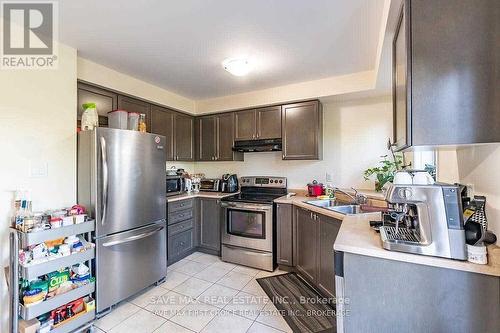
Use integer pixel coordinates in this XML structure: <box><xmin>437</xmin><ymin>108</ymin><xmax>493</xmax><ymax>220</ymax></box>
<box><xmin>174</xmin><ymin>113</ymin><xmax>194</xmax><ymax>161</ymax></box>
<box><xmin>151</xmin><ymin>105</ymin><xmax>174</xmax><ymax>161</ymax></box>
<box><xmin>217</xmin><ymin>113</ymin><xmax>242</xmax><ymax>161</ymax></box>
<box><xmin>282</xmin><ymin>101</ymin><xmax>322</xmax><ymax>160</ymax></box>
<box><xmin>392</xmin><ymin>1</ymin><xmax>411</xmax><ymax>151</ymax></box>
<box><xmin>197</xmin><ymin>198</ymin><xmax>221</xmax><ymax>252</ymax></box>
<box><xmin>257</xmin><ymin>106</ymin><xmax>282</xmax><ymax>139</ymax></box>
<box><xmin>117</xmin><ymin>95</ymin><xmax>151</xmax><ymax>132</ymax></box>
<box><xmin>234</xmin><ymin>109</ymin><xmax>256</xmax><ymax>141</ymax></box>
<box><xmin>77</xmin><ymin>83</ymin><xmax>118</xmax><ymax>128</ymax></box>
<box><xmin>198</xmin><ymin>116</ymin><xmax>217</xmax><ymax>161</ymax></box>
<box><xmin>317</xmin><ymin>215</ymin><xmax>341</xmax><ymax>299</ymax></box>
<box><xmin>295</xmin><ymin>207</ymin><xmax>317</xmax><ymax>283</ymax></box>
<box><xmin>276</xmin><ymin>204</ymin><xmax>293</xmax><ymax>266</ymax></box>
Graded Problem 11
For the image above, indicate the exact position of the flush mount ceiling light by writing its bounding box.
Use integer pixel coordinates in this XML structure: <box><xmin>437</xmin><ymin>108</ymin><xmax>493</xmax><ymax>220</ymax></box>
<box><xmin>222</xmin><ymin>57</ymin><xmax>251</xmax><ymax>76</ymax></box>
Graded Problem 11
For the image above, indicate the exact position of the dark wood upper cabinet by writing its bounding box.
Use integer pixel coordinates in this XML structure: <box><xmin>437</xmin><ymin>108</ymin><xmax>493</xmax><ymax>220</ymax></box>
<box><xmin>117</xmin><ymin>95</ymin><xmax>151</xmax><ymax>132</ymax></box>
<box><xmin>392</xmin><ymin>1</ymin><xmax>410</xmax><ymax>151</ymax></box>
<box><xmin>196</xmin><ymin>113</ymin><xmax>243</xmax><ymax>161</ymax></box>
<box><xmin>77</xmin><ymin>83</ymin><xmax>118</xmax><ymax>128</ymax></box>
<box><xmin>235</xmin><ymin>107</ymin><xmax>282</xmax><ymax>141</ymax></box>
<box><xmin>282</xmin><ymin>100</ymin><xmax>322</xmax><ymax>160</ymax></box>
<box><xmin>151</xmin><ymin>105</ymin><xmax>175</xmax><ymax>161</ymax></box>
<box><xmin>197</xmin><ymin>115</ymin><xmax>217</xmax><ymax>161</ymax></box>
<box><xmin>174</xmin><ymin>113</ymin><xmax>194</xmax><ymax>161</ymax></box>
<box><xmin>217</xmin><ymin>113</ymin><xmax>242</xmax><ymax>161</ymax></box>
<box><xmin>392</xmin><ymin>0</ymin><xmax>500</xmax><ymax>150</ymax></box>
<box><xmin>257</xmin><ymin>106</ymin><xmax>282</xmax><ymax>139</ymax></box>
<box><xmin>234</xmin><ymin>109</ymin><xmax>256</xmax><ymax>140</ymax></box>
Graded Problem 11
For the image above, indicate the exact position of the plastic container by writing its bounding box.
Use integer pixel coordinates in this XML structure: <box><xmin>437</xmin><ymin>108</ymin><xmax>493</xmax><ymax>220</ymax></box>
<box><xmin>107</xmin><ymin>110</ymin><xmax>128</xmax><ymax>130</ymax></box>
<box><xmin>466</xmin><ymin>244</ymin><xmax>488</xmax><ymax>264</ymax></box>
<box><xmin>81</xmin><ymin>103</ymin><xmax>98</xmax><ymax>131</ymax></box>
<box><xmin>128</xmin><ymin>112</ymin><xmax>140</xmax><ymax>131</ymax></box>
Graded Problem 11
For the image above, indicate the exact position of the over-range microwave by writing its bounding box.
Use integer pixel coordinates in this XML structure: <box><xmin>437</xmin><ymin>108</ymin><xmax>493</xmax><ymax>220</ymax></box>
<box><xmin>166</xmin><ymin>175</ymin><xmax>184</xmax><ymax>196</ymax></box>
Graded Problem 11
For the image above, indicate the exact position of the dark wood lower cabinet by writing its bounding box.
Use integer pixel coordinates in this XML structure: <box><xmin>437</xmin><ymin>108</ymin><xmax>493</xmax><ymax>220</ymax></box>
<box><xmin>295</xmin><ymin>207</ymin><xmax>318</xmax><ymax>283</ymax></box>
<box><xmin>317</xmin><ymin>215</ymin><xmax>341</xmax><ymax>299</ymax></box>
<box><xmin>291</xmin><ymin>206</ymin><xmax>341</xmax><ymax>298</ymax></box>
<box><xmin>276</xmin><ymin>203</ymin><xmax>294</xmax><ymax>266</ymax></box>
<box><xmin>196</xmin><ymin>198</ymin><xmax>221</xmax><ymax>253</ymax></box>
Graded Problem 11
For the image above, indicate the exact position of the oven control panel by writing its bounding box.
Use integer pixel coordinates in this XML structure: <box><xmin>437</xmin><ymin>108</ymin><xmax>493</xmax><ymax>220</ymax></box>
<box><xmin>240</xmin><ymin>176</ymin><xmax>287</xmax><ymax>188</ymax></box>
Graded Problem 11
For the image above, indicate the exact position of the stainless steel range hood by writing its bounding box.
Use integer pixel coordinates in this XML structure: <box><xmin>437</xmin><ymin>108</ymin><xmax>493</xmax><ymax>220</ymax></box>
<box><xmin>232</xmin><ymin>138</ymin><xmax>282</xmax><ymax>152</ymax></box>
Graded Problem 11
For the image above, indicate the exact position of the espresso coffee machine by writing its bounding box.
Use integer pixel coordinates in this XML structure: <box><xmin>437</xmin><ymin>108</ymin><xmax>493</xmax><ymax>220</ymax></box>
<box><xmin>380</xmin><ymin>183</ymin><xmax>467</xmax><ymax>260</ymax></box>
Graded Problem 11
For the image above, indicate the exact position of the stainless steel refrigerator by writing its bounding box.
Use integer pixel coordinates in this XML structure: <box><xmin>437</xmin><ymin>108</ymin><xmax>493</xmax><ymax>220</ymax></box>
<box><xmin>78</xmin><ymin>128</ymin><xmax>167</xmax><ymax>312</ymax></box>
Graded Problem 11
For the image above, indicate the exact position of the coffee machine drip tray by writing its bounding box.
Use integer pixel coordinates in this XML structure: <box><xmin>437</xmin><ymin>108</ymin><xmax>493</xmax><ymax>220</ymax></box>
<box><xmin>380</xmin><ymin>226</ymin><xmax>421</xmax><ymax>243</ymax></box>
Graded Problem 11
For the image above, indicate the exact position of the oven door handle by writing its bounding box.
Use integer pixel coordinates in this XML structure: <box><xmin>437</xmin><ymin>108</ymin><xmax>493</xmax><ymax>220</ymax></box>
<box><xmin>221</xmin><ymin>202</ymin><xmax>272</xmax><ymax>211</ymax></box>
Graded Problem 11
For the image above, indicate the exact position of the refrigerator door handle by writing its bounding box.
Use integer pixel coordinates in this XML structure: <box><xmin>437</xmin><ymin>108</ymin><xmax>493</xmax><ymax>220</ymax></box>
<box><xmin>100</xmin><ymin>136</ymin><xmax>108</xmax><ymax>226</ymax></box>
<box><xmin>102</xmin><ymin>226</ymin><xmax>164</xmax><ymax>247</ymax></box>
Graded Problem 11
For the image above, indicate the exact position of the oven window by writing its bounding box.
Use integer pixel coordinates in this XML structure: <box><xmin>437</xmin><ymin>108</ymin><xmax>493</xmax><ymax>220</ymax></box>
<box><xmin>227</xmin><ymin>209</ymin><xmax>266</xmax><ymax>239</ymax></box>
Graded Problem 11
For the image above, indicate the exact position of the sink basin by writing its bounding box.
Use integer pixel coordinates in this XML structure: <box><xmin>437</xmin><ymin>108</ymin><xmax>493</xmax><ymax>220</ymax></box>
<box><xmin>305</xmin><ymin>199</ymin><xmax>363</xmax><ymax>215</ymax></box>
<box><xmin>304</xmin><ymin>199</ymin><xmax>340</xmax><ymax>208</ymax></box>
<box><xmin>328</xmin><ymin>205</ymin><xmax>362</xmax><ymax>215</ymax></box>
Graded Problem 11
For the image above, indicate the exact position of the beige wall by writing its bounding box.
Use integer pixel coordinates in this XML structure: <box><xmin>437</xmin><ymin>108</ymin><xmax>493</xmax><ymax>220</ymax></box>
<box><xmin>0</xmin><ymin>44</ymin><xmax>78</xmax><ymax>332</ymax></box>
<box><xmin>190</xmin><ymin>96</ymin><xmax>393</xmax><ymax>190</ymax></box>
<box><xmin>437</xmin><ymin>145</ymin><xmax>500</xmax><ymax>244</ymax></box>
<box><xmin>77</xmin><ymin>58</ymin><xmax>196</xmax><ymax>113</ymax></box>
<box><xmin>196</xmin><ymin>70</ymin><xmax>376</xmax><ymax>114</ymax></box>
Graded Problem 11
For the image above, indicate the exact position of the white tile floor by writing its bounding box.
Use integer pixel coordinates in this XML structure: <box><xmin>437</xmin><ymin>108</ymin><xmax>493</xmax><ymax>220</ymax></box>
<box><xmin>94</xmin><ymin>252</ymin><xmax>292</xmax><ymax>333</ymax></box>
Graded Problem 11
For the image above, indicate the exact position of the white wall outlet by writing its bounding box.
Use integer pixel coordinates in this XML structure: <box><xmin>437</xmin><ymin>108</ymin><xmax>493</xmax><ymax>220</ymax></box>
<box><xmin>30</xmin><ymin>161</ymin><xmax>48</xmax><ymax>178</ymax></box>
<box><xmin>326</xmin><ymin>172</ymin><xmax>334</xmax><ymax>182</ymax></box>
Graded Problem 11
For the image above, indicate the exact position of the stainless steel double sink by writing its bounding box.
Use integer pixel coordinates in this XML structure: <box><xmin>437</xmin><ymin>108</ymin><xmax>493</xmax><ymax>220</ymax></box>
<box><xmin>304</xmin><ymin>199</ymin><xmax>364</xmax><ymax>215</ymax></box>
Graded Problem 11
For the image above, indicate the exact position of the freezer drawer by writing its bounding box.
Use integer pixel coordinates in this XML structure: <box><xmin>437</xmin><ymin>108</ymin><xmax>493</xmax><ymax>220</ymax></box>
<box><xmin>96</xmin><ymin>222</ymin><xmax>166</xmax><ymax>312</ymax></box>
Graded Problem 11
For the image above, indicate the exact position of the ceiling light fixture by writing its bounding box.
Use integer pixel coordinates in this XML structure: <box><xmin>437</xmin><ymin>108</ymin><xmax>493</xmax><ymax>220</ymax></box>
<box><xmin>222</xmin><ymin>57</ymin><xmax>251</xmax><ymax>76</ymax></box>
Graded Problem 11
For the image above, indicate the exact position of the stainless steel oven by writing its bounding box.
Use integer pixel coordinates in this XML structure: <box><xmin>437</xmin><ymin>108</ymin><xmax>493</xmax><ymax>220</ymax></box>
<box><xmin>221</xmin><ymin>202</ymin><xmax>273</xmax><ymax>252</ymax></box>
<box><xmin>220</xmin><ymin>176</ymin><xmax>287</xmax><ymax>271</ymax></box>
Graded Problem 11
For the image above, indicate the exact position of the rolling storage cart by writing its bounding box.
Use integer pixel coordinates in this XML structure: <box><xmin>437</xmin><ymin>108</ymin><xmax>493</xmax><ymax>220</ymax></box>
<box><xmin>8</xmin><ymin>220</ymin><xmax>96</xmax><ymax>333</ymax></box>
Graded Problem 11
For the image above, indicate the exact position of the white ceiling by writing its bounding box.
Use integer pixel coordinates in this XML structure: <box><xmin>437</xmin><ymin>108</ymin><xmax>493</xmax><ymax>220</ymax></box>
<box><xmin>59</xmin><ymin>0</ymin><xmax>385</xmax><ymax>100</ymax></box>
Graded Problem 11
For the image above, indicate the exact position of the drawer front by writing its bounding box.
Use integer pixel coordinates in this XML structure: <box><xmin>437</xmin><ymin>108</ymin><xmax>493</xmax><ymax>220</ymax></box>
<box><xmin>168</xmin><ymin>229</ymin><xmax>194</xmax><ymax>262</ymax></box>
<box><xmin>168</xmin><ymin>219</ymin><xmax>194</xmax><ymax>237</ymax></box>
<box><xmin>168</xmin><ymin>199</ymin><xmax>194</xmax><ymax>213</ymax></box>
<box><xmin>168</xmin><ymin>208</ymin><xmax>194</xmax><ymax>225</ymax></box>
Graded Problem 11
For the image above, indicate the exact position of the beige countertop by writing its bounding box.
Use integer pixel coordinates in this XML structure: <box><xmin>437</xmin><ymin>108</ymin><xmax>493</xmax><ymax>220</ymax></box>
<box><xmin>167</xmin><ymin>191</ymin><xmax>238</xmax><ymax>202</ymax></box>
<box><xmin>275</xmin><ymin>194</ymin><xmax>500</xmax><ymax>277</ymax></box>
<box><xmin>334</xmin><ymin>214</ymin><xmax>500</xmax><ymax>277</ymax></box>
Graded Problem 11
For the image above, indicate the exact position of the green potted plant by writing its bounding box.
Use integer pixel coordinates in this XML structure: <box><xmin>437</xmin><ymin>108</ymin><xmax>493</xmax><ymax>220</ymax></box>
<box><xmin>363</xmin><ymin>153</ymin><xmax>406</xmax><ymax>192</ymax></box>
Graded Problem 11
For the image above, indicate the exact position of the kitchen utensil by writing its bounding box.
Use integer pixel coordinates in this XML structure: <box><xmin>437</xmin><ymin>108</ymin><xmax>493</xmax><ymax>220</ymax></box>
<box><xmin>307</xmin><ymin>180</ymin><xmax>324</xmax><ymax>197</ymax></box>
<box><xmin>465</xmin><ymin>221</ymin><xmax>484</xmax><ymax>245</ymax></box>
<box><xmin>484</xmin><ymin>231</ymin><xmax>497</xmax><ymax>245</ymax></box>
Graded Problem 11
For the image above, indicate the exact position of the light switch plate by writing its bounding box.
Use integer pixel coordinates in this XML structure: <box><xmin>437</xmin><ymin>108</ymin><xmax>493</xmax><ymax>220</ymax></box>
<box><xmin>30</xmin><ymin>161</ymin><xmax>48</xmax><ymax>178</ymax></box>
